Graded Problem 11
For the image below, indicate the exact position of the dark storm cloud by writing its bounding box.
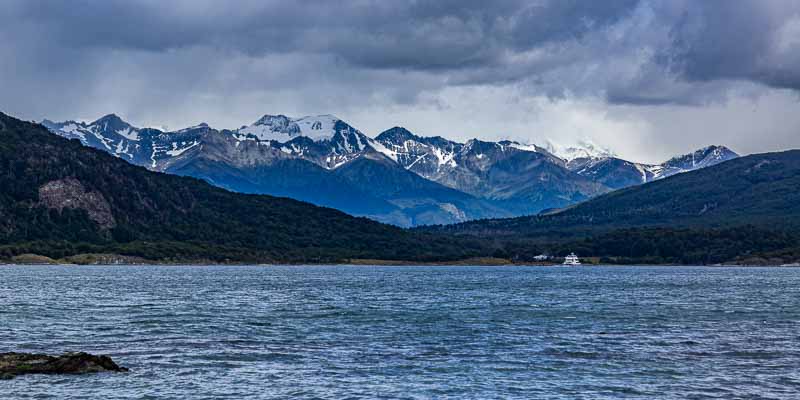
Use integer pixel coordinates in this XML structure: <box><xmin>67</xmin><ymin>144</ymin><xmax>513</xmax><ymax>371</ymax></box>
<box><xmin>5</xmin><ymin>0</ymin><xmax>640</xmax><ymax>71</ymax></box>
<box><xmin>5</xmin><ymin>0</ymin><xmax>799</xmax><ymax>105</ymax></box>
<box><xmin>662</xmin><ymin>0</ymin><xmax>800</xmax><ymax>92</ymax></box>
<box><xmin>1</xmin><ymin>0</ymin><xmax>800</xmax><ymax>159</ymax></box>
<box><xmin>507</xmin><ymin>0</ymin><xmax>640</xmax><ymax>49</ymax></box>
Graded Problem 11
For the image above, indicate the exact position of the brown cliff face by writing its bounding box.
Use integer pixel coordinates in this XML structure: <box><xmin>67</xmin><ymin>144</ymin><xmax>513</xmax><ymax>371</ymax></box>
<box><xmin>38</xmin><ymin>178</ymin><xmax>116</xmax><ymax>229</ymax></box>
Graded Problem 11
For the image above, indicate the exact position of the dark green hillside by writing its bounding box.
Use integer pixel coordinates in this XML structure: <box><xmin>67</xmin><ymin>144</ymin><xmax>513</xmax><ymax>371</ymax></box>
<box><xmin>556</xmin><ymin>151</ymin><xmax>800</xmax><ymax>228</ymax></box>
<box><xmin>0</xmin><ymin>112</ymin><xmax>483</xmax><ymax>263</ymax></box>
<box><xmin>422</xmin><ymin>151</ymin><xmax>800</xmax><ymax>264</ymax></box>
<box><xmin>430</xmin><ymin>150</ymin><xmax>800</xmax><ymax>237</ymax></box>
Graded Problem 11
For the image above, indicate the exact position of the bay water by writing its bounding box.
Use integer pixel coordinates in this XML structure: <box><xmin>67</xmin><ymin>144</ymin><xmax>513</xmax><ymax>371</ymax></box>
<box><xmin>2</xmin><ymin>265</ymin><xmax>799</xmax><ymax>399</ymax></box>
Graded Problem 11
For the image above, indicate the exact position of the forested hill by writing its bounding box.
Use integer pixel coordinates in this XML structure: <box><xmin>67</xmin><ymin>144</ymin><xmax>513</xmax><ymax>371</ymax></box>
<box><xmin>0</xmin><ymin>112</ymin><xmax>483</xmax><ymax>263</ymax></box>
<box><xmin>425</xmin><ymin>149</ymin><xmax>800</xmax><ymax>237</ymax></box>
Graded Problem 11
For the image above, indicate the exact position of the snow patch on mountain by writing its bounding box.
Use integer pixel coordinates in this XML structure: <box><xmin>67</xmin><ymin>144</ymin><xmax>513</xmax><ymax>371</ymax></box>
<box><xmin>59</xmin><ymin>123</ymin><xmax>80</xmax><ymax>134</ymax></box>
<box><xmin>634</xmin><ymin>163</ymin><xmax>649</xmax><ymax>183</ymax></box>
<box><xmin>55</xmin><ymin>122</ymin><xmax>87</xmax><ymax>142</ymax></box>
<box><xmin>651</xmin><ymin>145</ymin><xmax>738</xmax><ymax>179</ymax></box>
<box><xmin>366</xmin><ymin>138</ymin><xmax>399</xmax><ymax>161</ymax></box>
<box><xmin>507</xmin><ymin>142</ymin><xmax>540</xmax><ymax>152</ymax></box>
<box><xmin>236</xmin><ymin>114</ymin><xmax>354</xmax><ymax>145</ymax></box>
<box><xmin>546</xmin><ymin>139</ymin><xmax>616</xmax><ymax>161</ymax></box>
<box><xmin>432</xmin><ymin>146</ymin><xmax>457</xmax><ymax>167</ymax></box>
<box><xmin>166</xmin><ymin>141</ymin><xmax>200</xmax><ymax>156</ymax></box>
<box><xmin>237</xmin><ymin>115</ymin><xmax>298</xmax><ymax>142</ymax></box>
<box><xmin>295</xmin><ymin>115</ymin><xmax>340</xmax><ymax>141</ymax></box>
<box><xmin>116</xmin><ymin>127</ymin><xmax>139</xmax><ymax>141</ymax></box>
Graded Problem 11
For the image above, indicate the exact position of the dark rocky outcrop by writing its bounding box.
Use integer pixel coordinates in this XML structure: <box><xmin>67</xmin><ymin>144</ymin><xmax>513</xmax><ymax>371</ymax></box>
<box><xmin>0</xmin><ymin>352</ymin><xmax>128</xmax><ymax>379</ymax></box>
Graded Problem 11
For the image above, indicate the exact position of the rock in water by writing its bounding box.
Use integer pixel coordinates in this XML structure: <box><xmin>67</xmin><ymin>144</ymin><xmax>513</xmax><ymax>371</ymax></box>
<box><xmin>0</xmin><ymin>352</ymin><xmax>128</xmax><ymax>379</ymax></box>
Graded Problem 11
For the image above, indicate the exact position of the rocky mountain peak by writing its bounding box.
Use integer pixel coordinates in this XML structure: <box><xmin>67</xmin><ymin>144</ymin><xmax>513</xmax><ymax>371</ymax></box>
<box><xmin>662</xmin><ymin>145</ymin><xmax>739</xmax><ymax>171</ymax></box>
<box><xmin>253</xmin><ymin>114</ymin><xmax>292</xmax><ymax>127</ymax></box>
<box><xmin>375</xmin><ymin>127</ymin><xmax>419</xmax><ymax>144</ymax></box>
<box><xmin>91</xmin><ymin>113</ymin><xmax>132</xmax><ymax>131</ymax></box>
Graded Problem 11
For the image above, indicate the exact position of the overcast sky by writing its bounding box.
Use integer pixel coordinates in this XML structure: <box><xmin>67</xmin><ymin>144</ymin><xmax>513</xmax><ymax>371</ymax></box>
<box><xmin>2</xmin><ymin>0</ymin><xmax>800</xmax><ymax>163</ymax></box>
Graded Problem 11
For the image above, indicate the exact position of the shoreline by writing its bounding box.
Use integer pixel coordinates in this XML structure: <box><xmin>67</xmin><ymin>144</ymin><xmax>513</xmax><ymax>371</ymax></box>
<box><xmin>2</xmin><ymin>258</ymin><xmax>798</xmax><ymax>268</ymax></box>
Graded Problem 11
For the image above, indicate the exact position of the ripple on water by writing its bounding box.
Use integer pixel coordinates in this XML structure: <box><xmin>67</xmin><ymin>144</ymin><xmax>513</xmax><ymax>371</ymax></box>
<box><xmin>1</xmin><ymin>265</ymin><xmax>800</xmax><ymax>399</ymax></box>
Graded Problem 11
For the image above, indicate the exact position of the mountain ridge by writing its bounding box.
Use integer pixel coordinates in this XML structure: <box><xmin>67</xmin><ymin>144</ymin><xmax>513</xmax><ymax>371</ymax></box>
<box><xmin>43</xmin><ymin>113</ymin><xmax>739</xmax><ymax>226</ymax></box>
<box><xmin>424</xmin><ymin>149</ymin><xmax>800</xmax><ymax>238</ymax></box>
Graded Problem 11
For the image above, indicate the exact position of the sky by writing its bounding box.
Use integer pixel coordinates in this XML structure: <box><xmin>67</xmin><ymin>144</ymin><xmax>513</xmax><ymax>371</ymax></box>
<box><xmin>1</xmin><ymin>0</ymin><xmax>800</xmax><ymax>163</ymax></box>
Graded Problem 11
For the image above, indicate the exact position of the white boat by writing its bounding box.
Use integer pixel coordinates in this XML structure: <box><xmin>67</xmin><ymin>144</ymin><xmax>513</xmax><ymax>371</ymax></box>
<box><xmin>563</xmin><ymin>253</ymin><xmax>581</xmax><ymax>265</ymax></box>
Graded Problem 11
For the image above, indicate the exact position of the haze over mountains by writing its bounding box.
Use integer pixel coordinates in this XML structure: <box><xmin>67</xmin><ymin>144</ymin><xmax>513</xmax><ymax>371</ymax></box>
<box><xmin>43</xmin><ymin>114</ymin><xmax>738</xmax><ymax>226</ymax></box>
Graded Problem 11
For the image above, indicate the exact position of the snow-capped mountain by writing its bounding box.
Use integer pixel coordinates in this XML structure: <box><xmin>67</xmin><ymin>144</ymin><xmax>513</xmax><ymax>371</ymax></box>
<box><xmin>43</xmin><ymin>113</ymin><xmax>739</xmax><ymax>226</ymax></box>
<box><xmin>568</xmin><ymin>145</ymin><xmax>739</xmax><ymax>190</ymax></box>
<box><xmin>232</xmin><ymin>114</ymin><xmax>380</xmax><ymax>169</ymax></box>
<box><xmin>44</xmin><ymin>114</ymin><xmax>507</xmax><ymax>226</ymax></box>
<box><xmin>653</xmin><ymin>145</ymin><xmax>739</xmax><ymax>179</ymax></box>
<box><xmin>41</xmin><ymin>114</ymin><xmax>210</xmax><ymax>169</ymax></box>
<box><xmin>43</xmin><ymin>114</ymin><xmax>383</xmax><ymax>171</ymax></box>
<box><xmin>374</xmin><ymin>127</ymin><xmax>564</xmax><ymax>182</ymax></box>
<box><xmin>373</xmin><ymin>127</ymin><xmax>603</xmax><ymax>214</ymax></box>
<box><xmin>42</xmin><ymin>114</ymin><xmax>143</xmax><ymax>160</ymax></box>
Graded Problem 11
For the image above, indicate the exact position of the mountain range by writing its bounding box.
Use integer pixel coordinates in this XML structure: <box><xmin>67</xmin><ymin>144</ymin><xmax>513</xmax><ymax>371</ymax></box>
<box><xmin>0</xmin><ymin>112</ymin><xmax>483</xmax><ymax>263</ymax></box>
<box><xmin>43</xmin><ymin>114</ymin><xmax>738</xmax><ymax>226</ymax></box>
<box><xmin>3</xmin><ymin>110</ymin><xmax>797</xmax><ymax>265</ymax></box>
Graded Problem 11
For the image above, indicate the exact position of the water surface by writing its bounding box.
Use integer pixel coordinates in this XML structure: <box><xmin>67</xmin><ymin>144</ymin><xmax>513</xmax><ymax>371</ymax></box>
<box><xmin>2</xmin><ymin>265</ymin><xmax>799</xmax><ymax>399</ymax></box>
